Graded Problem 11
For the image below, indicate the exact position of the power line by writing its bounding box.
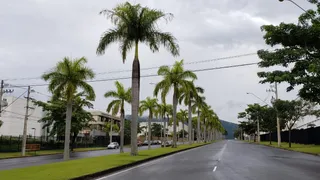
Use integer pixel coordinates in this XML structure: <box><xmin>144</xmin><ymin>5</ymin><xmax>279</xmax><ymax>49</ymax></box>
<box><xmin>9</xmin><ymin>62</ymin><xmax>258</xmax><ymax>88</ymax></box>
<box><xmin>2</xmin><ymin>53</ymin><xmax>257</xmax><ymax>81</ymax></box>
<box><xmin>2</xmin><ymin>110</ymin><xmax>42</xmax><ymax>119</ymax></box>
<box><xmin>1</xmin><ymin>90</ymin><xmax>28</xmax><ymax>112</ymax></box>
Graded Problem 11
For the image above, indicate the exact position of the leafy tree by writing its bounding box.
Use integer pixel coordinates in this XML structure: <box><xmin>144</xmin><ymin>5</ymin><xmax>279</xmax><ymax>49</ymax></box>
<box><xmin>0</xmin><ymin>120</ymin><xmax>2</xmax><ymax>128</ymax></box>
<box><xmin>103</xmin><ymin>121</ymin><xmax>120</xmax><ymax>144</ymax></box>
<box><xmin>257</xmin><ymin>1</ymin><xmax>320</xmax><ymax>104</ymax></box>
<box><xmin>42</xmin><ymin>57</ymin><xmax>95</xmax><ymax>160</ymax></box>
<box><xmin>105</xmin><ymin>81</ymin><xmax>131</xmax><ymax>153</ymax></box>
<box><xmin>178</xmin><ymin>129</ymin><xmax>188</xmax><ymax>138</ymax></box>
<box><xmin>97</xmin><ymin>2</ymin><xmax>179</xmax><ymax>156</ymax></box>
<box><xmin>124</xmin><ymin>120</ymin><xmax>144</xmax><ymax>144</ymax></box>
<box><xmin>273</xmin><ymin>99</ymin><xmax>314</xmax><ymax>147</ymax></box>
<box><xmin>34</xmin><ymin>93</ymin><xmax>93</xmax><ymax>151</ymax></box>
<box><xmin>154</xmin><ymin>60</ymin><xmax>197</xmax><ymax>148</ymax></box>
<box><xmin>151</xmin><ymin>123</ymin><xmax>163</xmax><ymax>138</ymax></box>
<box><xmin>179</xmin><ymin>82</ymin><xmax>204</xmax><ymax>145</ymax></box>
<box><xmin>238</xmin><ymin>121</ymin><xmax>256</xmax><ymax>141</ymax></box>
<box><xmin>139</xmin><ymin>97</ymin><xmax>158</xmax><ymax>150</ymax></box>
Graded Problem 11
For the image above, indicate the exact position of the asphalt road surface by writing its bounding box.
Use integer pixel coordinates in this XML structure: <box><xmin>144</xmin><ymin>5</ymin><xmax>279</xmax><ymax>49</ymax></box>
<box><xmin>0</xmin><ymin>145</ymin><xmax>160</xmax><ymax>170</ymax></box>
<box><xmin>98</xmin><ymin>140</ymin><xmax>320</xmax><ymax>180</ymax></box>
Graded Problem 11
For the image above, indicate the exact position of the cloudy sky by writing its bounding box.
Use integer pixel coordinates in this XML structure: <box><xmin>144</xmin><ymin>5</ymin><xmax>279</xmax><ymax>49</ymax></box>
<box><xmin>0</xmin><ymin>0</ymin><xmax>317</xmax><ymax>126</ymax></box>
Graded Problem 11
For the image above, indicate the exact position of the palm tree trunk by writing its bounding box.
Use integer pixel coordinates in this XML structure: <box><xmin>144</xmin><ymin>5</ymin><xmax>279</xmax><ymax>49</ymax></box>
<box><xmin>64</xmin><ymin>100</ymin><xmax>72</xmax><ymax>160</ymax></box>
<box><xmin>269</xmin><ymin>131</ymin><xmax>272</xmax><ymax>145</ymax></box>
<box><xmin>257</xmin><ymin>118</ymin><xmax>260</xmax><ymax>143</ymax></box>
<box><xmin>182</xmin><ymin>122</ymin><xmax>185</xmax><ymax>144</ymax></box>
<box><xmin>289</xmin><ymin>128</ymin><xmax>292</xmax><ymax>148</ymax></box>
<box><xmin>172</xmin><ymin>90</ymin><xmax>178</xmax><ymax>148</ymax></box>
<box><xmin>120</xmin><ymin>105</ymin><xmax>125</xmax><ymax>153</ymax></box>
<box><xmin>197</xmin><ymin>110</ymin><xmax>200</xmax><ymax>143</ymax></box>
<box><xmin>188</xmin><ymin>101</ymin><xmax>192</xmax><ymax>145</ymax></box>
<box><xmin>162</xmin><ymin>115</ymin><xmax>165</xmax><ymax>148</ymax></box>
<box><xmin>131</xmin><ymin>42</ymin><xmax>140</xmax><ymax>156</ymax></box>
<box><xmin>204</xmin><ymin>119</ymin><xmax>206</xmax><ymax>143</ymax></box>
<box><xmin>148</xmin><ymin>114</ymin><xmax>151</xmax><ymax>150</ymax></box>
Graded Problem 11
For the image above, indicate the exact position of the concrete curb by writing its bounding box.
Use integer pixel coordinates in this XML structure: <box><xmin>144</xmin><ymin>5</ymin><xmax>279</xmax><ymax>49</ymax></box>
<box><xmin>71</xmin><ymin>143</ymin><xmax>209</xmax><ymax>180</ymax></box>
<box><xmin>245</xmin><ymin>141</ymin><xmax>320</xmax><ymax>156</ymax></box>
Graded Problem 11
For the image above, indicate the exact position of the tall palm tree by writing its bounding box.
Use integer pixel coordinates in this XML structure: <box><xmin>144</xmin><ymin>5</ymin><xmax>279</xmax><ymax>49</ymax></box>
<box><xmin>156</xmin><ymin>103</ymin><xmax>171</xmax><ymax>147</ymax></box>
<box><xmin>201</xmin><ymin>105</ymin><xmax>215</xmax><ymax>143</ymax></box>
<box><xmin>104</xmin><ymin>81</ymin><xmax>131</xmax><ymax>153</ymax></box>
<box><xmin>139</xmin><ymin>97</ymin><xmax>158</xmax><ymax>150</ymax></box>
<box><xmin>177</xmin><ymin>109</ymin><xmax>188</xmax><ymax>144</ymax></box>
<box><xmin>42</xmin><ymin>57</ymin><xmax>95</xmax><ymax>160</ymax></box>
<box><xmin>96</xmin><ymin>2</ymin><xmax>179</xmax><ymax>155</ymax></box>
<box><xmin>154</xmin><ymin>60</ymin><xmax>197</xmax><ymax>148</ymax></box>
<box><xmin>192</xmin><ymin>95</ymin><xmax>206</xmax><ymax>143</ymax></box>
<box><xmin>179</xmin><ymin>82</ymin><xmax>204</xmax><ymax>145</ymax></box>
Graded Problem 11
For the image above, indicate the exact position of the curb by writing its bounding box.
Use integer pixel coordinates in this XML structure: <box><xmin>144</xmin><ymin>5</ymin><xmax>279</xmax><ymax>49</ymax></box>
<box><xmin>0</xmin><ymin>149</ymin><xmax>107</xmax><ymax>160</ymax></box>
<box><xmin>71</xmin><ymin>143</ymin><xmax>209</xmax><ymax>180</ymax></box>
<box><xmin>247</xmin><ymin>142</ymin><xmax>320</xmax><ymax>156</ymax></box>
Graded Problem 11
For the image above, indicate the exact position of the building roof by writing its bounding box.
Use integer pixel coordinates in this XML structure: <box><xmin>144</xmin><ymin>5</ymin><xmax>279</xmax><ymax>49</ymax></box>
<box><xmin>89</xmin><ymin>110</ymin><xmax>121</xmax><ymax>121</ymax></box>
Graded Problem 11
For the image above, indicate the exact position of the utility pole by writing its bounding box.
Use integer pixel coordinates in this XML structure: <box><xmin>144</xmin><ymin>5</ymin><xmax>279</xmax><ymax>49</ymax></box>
<box><xmin>267</xmin><ymin>82</ymin><xmax>281</xmax><ymax>147</ymax></box>
<box><xmin>21</xmin><ymin>86</ymin><xmax>31</xmax><ymax>156</ymax></box>
<box><xmin>0</xmin><ymin>80</ymin><xmax>4</xmax><ymax>118</ymax></box>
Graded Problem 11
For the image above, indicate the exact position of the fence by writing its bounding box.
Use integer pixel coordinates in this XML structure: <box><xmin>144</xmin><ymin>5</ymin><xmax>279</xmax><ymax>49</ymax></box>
<box><xmin>0</xmin><ymin>135</ymin><xmax>121</xmax><ymax>152</ymax></box>
<box><xmin>260</xmin><ymin>126</ymin><xmax>320</xmax><ymax>145</ymax></box>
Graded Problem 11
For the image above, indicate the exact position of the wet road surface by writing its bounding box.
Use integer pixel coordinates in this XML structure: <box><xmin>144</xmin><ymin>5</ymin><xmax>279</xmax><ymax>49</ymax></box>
<box><xmin>98</xmin><ymin>140</ymin><xmax>320</xmax><ymax>180</ymax></box>
<box><xmin>0</xmin><ymin>145</ymin><xmax>160</xmax><ymax>170</ymax></box>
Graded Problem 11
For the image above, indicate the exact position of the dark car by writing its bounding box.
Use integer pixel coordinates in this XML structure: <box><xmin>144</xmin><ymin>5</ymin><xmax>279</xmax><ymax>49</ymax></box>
<box><xmin>142</xmin><ymin>140</ymin><xmax>149</xmax><ymax>146</ymax></box>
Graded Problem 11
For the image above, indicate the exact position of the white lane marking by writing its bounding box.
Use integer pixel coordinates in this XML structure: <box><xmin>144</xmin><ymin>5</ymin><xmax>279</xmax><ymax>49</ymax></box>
<box><xmin>95</xmin><ymin>145</ymin><xmax>207</xmax><ymax>180</ymax></box>
<box><xmin>213</xmin><ymin>166</ymin><xmax>217</xmax><ymax>172</ymax></box>
<box><xmin>215</xmin><ymin>142</ymin><xmax>227</xmax><ymax>162</ymax></box>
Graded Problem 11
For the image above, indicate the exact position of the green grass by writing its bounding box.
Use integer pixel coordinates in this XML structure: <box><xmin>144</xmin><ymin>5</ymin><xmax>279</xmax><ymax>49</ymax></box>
<box><xmin>0</xmin><ymin>147</ymin><xmax>107</xmax><ymax>159</ymax></box>
<box><xmin>0</xmin><ymin>143</ymin><xmax>206</xmax><ymax>180</ymax></box>
<box><xmin>259</xmin><ymin>141</ymin><xmax>320</xmax><ymax>155</ymax></box>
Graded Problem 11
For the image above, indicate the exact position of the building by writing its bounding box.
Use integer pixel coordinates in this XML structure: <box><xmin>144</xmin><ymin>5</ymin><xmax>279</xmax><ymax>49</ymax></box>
<box><xmin>80</xmin><ymin>110</ymin><xmax>121</xmax><ymax>137</ymax></box>
<box><xmin>0</xmin><ymin>96</ymin><xmax>45</xmax><ymax>137</ymax></box>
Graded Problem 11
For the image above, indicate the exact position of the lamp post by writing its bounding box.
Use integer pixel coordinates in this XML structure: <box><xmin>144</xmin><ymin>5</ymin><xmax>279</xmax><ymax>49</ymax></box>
<box><xmin>279</xmin><ymin>0</ymin><xmax>319</xmax><ymax>22</ymax></box>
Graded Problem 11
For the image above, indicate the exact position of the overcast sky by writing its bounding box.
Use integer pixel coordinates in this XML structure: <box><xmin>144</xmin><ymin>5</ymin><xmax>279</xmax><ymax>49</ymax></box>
<box><xmin>0</xmin><ymin>0</ymin><xmax>317</xmax><ymax>126</ymax></box>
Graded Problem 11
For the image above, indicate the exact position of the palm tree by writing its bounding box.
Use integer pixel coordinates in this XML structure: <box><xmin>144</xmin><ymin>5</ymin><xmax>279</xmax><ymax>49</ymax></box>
<box><xmin>139</xmin><ymin>97</ymin><xmax>158</xmax><ymax>150</ymax></box>
<box><xmin>177</xmin><ymin>109</ymin><xmax>188</xmax><ymax>144</ymax></box>
<box><xmin>201</xmin><ymin>105</ymin><xmax>215</xmax><ymax>143</ymax></box>
<box><xmin>179</xmin><ymin>82</ymin><xmax>204</xmax><ymax>145</ymax></box>
<box><xmin>154</xmin><ymin>60</ymin><xmax>197</xmax><ymax>148</ymax></box>
<box><xmin>104</xmin><ymin>81</ymin><xmax>131</xmax><ymax>153</ymax></box>
<box><xmin>156</xmin><ymin>103</ymin><xmax>171</xmax><ymax>147</ymax></box>
<box><xmin>192</xmin><ymin>95</ymin><xmax>206</xmax><ymax>143</ymax></box>
<box><xmin>96</xmin><ymin>2</ymin><xmax>179</xmax><ymax>155</ymax></box>
<box><xmin>103</xmin><ymin>121</ymin><xmax>120</xmax><ymax>143</ymax></box>
<box><xmin>42</xmin><ymin>57</ymin><xmax>95</xmax><ymax>160</ymax></box>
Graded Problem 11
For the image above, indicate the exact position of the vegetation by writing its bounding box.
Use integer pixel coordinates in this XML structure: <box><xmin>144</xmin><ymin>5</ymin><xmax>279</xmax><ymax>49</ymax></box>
<box><xmin>139</xmin><ymin>97</ymin><xmax>159</xmax><ymax>149</ymax></box>
<box><xmin>259</xmin><ymin>141</ymin><xmax>320</xmax><ymax>155</ymax></box>
<box><xmin>0</xmin><ymin>144</ymin><xmax>207</xmax><ymax>180</ymax></box>
<box><xmin>96</xmin><ymin>2</ymin><xmax>180</xmax><ymax>156</ymax></box>
<box><xmin>42</xmin><ymin>57</ymin><xmax>95</xmax><ymax>160</ymax></box>
<box><xmin>105</xmin><ymin>81</ymin><xmax>131</xmax><ymax>153</ymax></box>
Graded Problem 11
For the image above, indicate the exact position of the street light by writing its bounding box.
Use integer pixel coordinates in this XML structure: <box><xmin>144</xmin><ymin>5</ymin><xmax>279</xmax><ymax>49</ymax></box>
<box><xmin>246</xmin><ymin>92</ymin><xmax>271</xmax><ymax>106</ymax></box>
<box><xmin>279</xmin><ymin>0</ymin><xmax>319</xmax><ymax>23</ymax></box>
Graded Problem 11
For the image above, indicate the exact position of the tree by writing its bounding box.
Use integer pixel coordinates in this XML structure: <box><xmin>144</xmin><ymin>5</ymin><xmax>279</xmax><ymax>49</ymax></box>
<box><xmin>238</xmin><ymin>121</ymin><xmax>256</xmax><ymax>141</ymax></box>
<box><xmin>97</xmin><ymin>2</ymin><xmax>179</xmax><ymax>156</ymax></box>
<box><xmin>257</xmin><ymin>1</ymin><xmax>320</xmax><ymax>105</ymax></box>
<box><xmin>179</xmin><ymin>82</ymin><xmax>204</xmax><ymax>145</ymax></box>
<box><xmin>104</xmin><ymin>81</ymin><xmax>131</xmax><ymax>153</ymax></box>
<box><xmin>154</xmin><ymin>60</ymin><xmax>197</xmax><ymax>148</ymax></box>
<box><xmin>155</xmin><ymin>103</ymin><xmax>171</xmax><ymax>147</ymax></box>
<box><xmin>192</xmin><ymin>95</ymin><xmax>206</xmax><ymax>143</ymax></box>
<box><xmin>139</xmin><ymin>97</ymin><xmax>158</xmax><ymax>150</ymax></box>
<box><xmin>238</xmin><ymin>104</ymin><xmax>266</xmax><ymax>143</ymax></box>
<box><xmin>273</xmin><ymin>99</ymin><xmax>314</xmax><ymax>147</ymax></box>
<box><xmin>42</xmin><ymin>57</ymin><xmax>95</xmax><ymax>160</ymax></box>
<box><xmin>177</xmin><ymin>109</ymin><xmax>188</xmax><ymax>144</ymax></box>
<box><xmin>151</xmin><ymin>123</ymin><xmax>163</xmax><ymax>138</ymax></box>
<box><xmin>34</xmin><ymin>92</ymin><xmax>93</xmax><ymax>151</ymax></box>
<box><xmin>0</xmin><ymin>120</ymin><xmax>2</xmax><ymax>128</ymax></box>
<box><xmin>103</xmin><ymin>121</ymin><xmax>120</xmax><ymax>144</ymax></box>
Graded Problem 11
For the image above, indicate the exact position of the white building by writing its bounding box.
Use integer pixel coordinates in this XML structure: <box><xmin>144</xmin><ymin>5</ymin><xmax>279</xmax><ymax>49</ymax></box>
<box><xmin>0</xmin><ymin>96</ymin><xmax>45</xmax><ymax>137</ymax></box>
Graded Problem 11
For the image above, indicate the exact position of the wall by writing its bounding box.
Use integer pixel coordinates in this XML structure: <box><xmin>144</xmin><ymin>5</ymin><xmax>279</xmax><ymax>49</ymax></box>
<box><xmin>0</xmin><ymin>96</ymin><xmax>44</xmax><ymax>136</ymax></box>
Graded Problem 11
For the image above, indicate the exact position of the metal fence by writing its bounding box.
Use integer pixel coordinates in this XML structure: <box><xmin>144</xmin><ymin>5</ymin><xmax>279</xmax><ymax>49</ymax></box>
<box><xmin>0</xmin><ymin>135</ymin><xmax>120</xmax><ymax>152</ymax></box>
<box><xmin>260</xmin><ymin>126</ymin><xmax>320</xmax><ymax>145</ymax></box>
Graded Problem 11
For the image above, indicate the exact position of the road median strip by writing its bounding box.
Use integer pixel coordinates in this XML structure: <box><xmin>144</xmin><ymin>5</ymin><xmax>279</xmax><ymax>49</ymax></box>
<box><xmin>0</xmin><ymin>143</ymin><xmax>209</xmax><ymax>180</ymax></box>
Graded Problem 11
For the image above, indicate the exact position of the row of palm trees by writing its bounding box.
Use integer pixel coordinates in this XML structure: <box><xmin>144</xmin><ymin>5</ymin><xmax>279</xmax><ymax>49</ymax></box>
<box><xmin>41</xmin><ymin>2</ymin><xmax>224</xmax><ymax>160</ymax></box>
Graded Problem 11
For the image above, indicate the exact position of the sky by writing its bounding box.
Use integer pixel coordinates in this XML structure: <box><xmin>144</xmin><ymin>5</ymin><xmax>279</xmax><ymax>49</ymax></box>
<box><xmin>0</xmin><ymin>0</ymin><xmax>317</xmax><ymax>126</ymax></box>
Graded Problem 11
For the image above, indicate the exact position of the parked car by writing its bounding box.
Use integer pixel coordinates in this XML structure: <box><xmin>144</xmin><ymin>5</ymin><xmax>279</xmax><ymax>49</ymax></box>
<box><xmin>137</xmin><ymin>141</ymin><xmax>143</xmax><ymax>147</ymax></box>
<box><xmin>107</xmin><ymin>142</ymin><xmax>119</xmax><ymax>149</ymax></box>
<box><xmin>161</xmin><ymin>140</ymin><xmax>172</xmax><ymax>147</ymax></box>
<box><xmin>153</xmin><ymin>140</ymin><xmax>161</xmax><ymax>145</ymax></box>
<box><xmin>142</xmin><ymin>140</ymin><xmax>149</xmax><ymax>146</ymax></box>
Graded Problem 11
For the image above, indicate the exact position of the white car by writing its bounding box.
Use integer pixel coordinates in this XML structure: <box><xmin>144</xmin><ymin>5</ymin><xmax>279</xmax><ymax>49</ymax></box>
<box><xmin>107</xmin><ymin>142</ymin><xmax>119</xmax><ymax>149</ymax></box>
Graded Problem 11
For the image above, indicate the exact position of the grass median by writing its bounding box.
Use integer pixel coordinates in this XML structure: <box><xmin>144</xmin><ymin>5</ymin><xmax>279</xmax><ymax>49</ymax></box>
<box><xmin>0</xmin><ymin>143</ymin><xmax>207</xmax><ymax>180</ymax></box>
<box><xmin>259</xmin><ymin>141</ymin><xmax>320</xmax><ymax>155</ymax></box>
<box><xmin>0</xmin><ymin>147</ymin><xmax>107</xmax><ymax>159</ymax></box>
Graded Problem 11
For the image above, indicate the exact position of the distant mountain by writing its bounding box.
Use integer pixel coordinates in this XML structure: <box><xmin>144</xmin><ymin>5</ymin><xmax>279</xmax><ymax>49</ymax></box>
<box><xmin>220</xmin><ymin>120</ymin><xmax>238</xmax><ymax>139</ymax></box>
<box><xmin>125</xmin><ymin>115</ymin><xmax>238</xmax><ymax>139</ymax></box>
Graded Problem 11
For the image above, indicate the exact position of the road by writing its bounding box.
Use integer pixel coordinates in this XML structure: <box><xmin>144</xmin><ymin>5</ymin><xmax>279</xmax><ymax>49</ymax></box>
<box><xmin>0</xmin><ymin>145</ymin><xmax>160</xmax><ymax>170</ymax></box>
<box><xmin>98</xmin><ymin>140</ymin><xmax>320</xmax><ymax>180</ymax></box>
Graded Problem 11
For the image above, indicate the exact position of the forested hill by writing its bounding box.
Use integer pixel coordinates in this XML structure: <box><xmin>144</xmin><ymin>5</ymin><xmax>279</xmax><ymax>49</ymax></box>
<box><xmin>220</xmin><ymin>120</ymin><xmax>238</xmax><ymax>139</ymax></box>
